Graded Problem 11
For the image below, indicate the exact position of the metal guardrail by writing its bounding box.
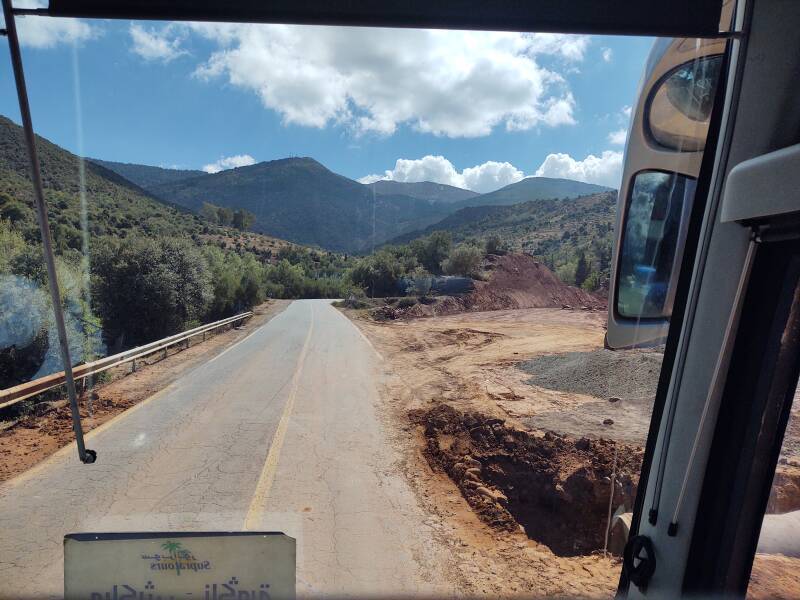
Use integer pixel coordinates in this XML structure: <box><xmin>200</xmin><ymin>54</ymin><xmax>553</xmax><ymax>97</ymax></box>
<box><xmin>0</xmin><ymin>311</ymin><xmax>253</xmax><ymax>411</ymax></box>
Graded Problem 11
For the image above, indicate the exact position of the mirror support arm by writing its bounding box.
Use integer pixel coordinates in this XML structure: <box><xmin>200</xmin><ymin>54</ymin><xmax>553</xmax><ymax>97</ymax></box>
<box><xmin>1</xmin><ymin>0</ymin><xmax>96</xmax><ymax>464</ymax></box>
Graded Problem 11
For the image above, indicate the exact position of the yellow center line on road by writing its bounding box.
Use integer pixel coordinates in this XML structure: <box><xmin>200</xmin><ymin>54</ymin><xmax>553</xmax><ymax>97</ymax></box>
<box><xmin>243</xmin><ymin>303</ymin><xmax>315</xmax><ymax>530</ymax></box>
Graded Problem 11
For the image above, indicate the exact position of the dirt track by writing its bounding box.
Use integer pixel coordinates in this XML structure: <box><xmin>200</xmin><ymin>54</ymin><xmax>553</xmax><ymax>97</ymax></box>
<box><xmin>352</xmin><ymin>305</ymin><xmax>800</xmax><ymax>597</ymax></box>
<box><xmin>355</xmin><ymin>307</ymin><xmax>628</xmax><ymax>596</ymax></box>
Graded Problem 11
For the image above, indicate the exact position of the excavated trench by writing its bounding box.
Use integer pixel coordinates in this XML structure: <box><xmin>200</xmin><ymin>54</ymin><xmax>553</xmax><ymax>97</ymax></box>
<box><xmin>414</xmin><ymin>405</ymin><xmax>644</xmax><ymax>557</ymax></box>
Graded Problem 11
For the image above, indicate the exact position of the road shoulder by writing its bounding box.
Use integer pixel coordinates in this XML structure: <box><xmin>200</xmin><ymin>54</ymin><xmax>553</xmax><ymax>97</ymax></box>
<box><xmin>0</xmin><ymin>300</ymin><xmax>291</xmax><ymax>483</ymax></box>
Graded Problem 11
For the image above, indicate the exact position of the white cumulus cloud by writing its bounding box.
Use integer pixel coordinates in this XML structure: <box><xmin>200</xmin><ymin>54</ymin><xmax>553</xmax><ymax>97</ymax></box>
<box><xmin>129</xmin><ymin>23</ymin><xmax>187</xmax><ymax>63</ymax></box>
<box><xmin>359</xmin><ymin>155</ymin><xmax>524</xmax><ymax>193</ymax></box>
<box><xmin>186</xmin><ymin>24</ymin><xmax>586</xmax><ymax>138</ymax></box>
<box><xmin>2</xmin><ymin>0</ymin><xmax>94</xmax><ymax>48</ymax></box>
<box><xmin>202</xmin><ymin>154</ymin><xmax>256</xmax><ymax>174</ymax></box>
<box><xmin>608</xmin><ymin>128</ymin><xmax>627</xmax><ymax>145</ymax></box>
<box><xmin>534</xmin><ymin>151</ymin><xmax>623</xmax><ymax>188</ymax></box>
<box><xmin>602</xmin><ymin>47</ymin><xmax>613</xmax><ymax>62</ymax></box>
<box><xmin>462</xmin><ymin>161</ymin><xmax>525</xmax><ymax>193</ymax></box>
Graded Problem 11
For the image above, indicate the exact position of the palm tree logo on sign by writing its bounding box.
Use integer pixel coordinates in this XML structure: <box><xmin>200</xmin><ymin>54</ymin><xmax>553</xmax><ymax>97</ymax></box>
<box><xmin>140</xmin><ymin>540</ymin><xmax>210</xmax><ymax>576</ymax></box>
<box><xmin>163</xmin><ymin>541</ymin><xmax>189</xmax><ymax>575</ymax></box>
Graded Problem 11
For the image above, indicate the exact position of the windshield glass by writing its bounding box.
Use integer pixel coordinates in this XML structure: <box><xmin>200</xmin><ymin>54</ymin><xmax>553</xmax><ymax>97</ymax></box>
<box><xmin>3</xmin><ymin>8</ymin><xmax>793</xmax><ymax>599</ymax></box>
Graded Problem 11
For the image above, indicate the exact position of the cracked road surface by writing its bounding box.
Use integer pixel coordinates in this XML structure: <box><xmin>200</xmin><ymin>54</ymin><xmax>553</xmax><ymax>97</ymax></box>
<box><xmin>0</xmin><ymin>300</ymin><xmax>452</xmax><ymax>598</ymax></box>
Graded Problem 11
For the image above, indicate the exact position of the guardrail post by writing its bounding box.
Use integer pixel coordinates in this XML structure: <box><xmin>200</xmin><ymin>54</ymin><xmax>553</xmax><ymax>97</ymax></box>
<box><xmin>131</xmin><ymin>358</ymin><xmax>136</xmax><ymax>373</ymax></box>
<box><xmin>3</xmin><ymin>0</ymin><xmax>95</xmax><ymax>464</ymax></box>
<box><xmin>163</xmin><ymin>346</ymin><xmax>168</xmax><ymax>360</ymax></box>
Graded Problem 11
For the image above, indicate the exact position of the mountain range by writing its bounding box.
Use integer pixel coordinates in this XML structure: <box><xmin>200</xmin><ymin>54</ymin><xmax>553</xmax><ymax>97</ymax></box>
<box><xmin>0</xmin><ymin>116</ymin><xmax>290</xmax><ymax>256</ymax></box>
<box><xmin>92</xmin><ymin>153</ymin><xmax>613</xmax><ymax>253</ymax></box>
<box><xmin>145</xmin><ymin>158</ymin><xmax>452</xmax><ymax>252</ymax></box>
<box><xmin>0</xmin><ymin>114</ymin><xmax>616</xmax><ymax>255</ymax></box>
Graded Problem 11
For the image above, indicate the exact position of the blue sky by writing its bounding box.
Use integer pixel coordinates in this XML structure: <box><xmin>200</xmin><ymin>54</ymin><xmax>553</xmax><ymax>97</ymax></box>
<box><xmin>0</xmin><ymin>12</ymin><xmax>653</xmax><ymax>192</ymax></box>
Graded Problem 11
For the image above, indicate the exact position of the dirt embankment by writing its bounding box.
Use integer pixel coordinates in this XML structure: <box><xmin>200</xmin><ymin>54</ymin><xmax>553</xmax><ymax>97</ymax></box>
<box><xmin>397</xmin><ymin>253</ymin><xmax>605</xmax><ymax>319</ymax></box>
<box><xmin>472</xmin><ymin>253</ymin><xmax>605</xmax><ymax>311</ymax></box>
<box><xmin>416</xmin><ymin>404</ymin><xmax>643</xmax><ymax>556</ymax></box>
<box><xmin>351</xmin><ymin>305</ymin><xmax>800</xmax><ymax>595</ymax></box>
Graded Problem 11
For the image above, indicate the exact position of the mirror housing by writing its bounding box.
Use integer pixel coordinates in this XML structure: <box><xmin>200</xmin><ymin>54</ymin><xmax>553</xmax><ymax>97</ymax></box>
<box><xmin>606</xmin><ymin>38</ymin><xmax>724</xmax><ymax>349</ymax></box>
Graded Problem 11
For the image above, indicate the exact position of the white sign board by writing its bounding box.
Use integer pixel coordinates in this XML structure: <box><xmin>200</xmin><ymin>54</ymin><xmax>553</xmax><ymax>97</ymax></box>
<box><xmin>64</xmin><ymin>532</ymin><xmax>295</xmax><ymax>600</ymax></box>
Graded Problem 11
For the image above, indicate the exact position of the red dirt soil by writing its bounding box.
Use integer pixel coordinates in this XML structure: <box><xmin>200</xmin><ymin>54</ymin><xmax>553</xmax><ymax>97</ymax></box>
<box><xmin>416</xmin><ymin>404</ymin><xmax>643</xmax><ymax>557</ymax></box>
<box><xmin>405</xmin><ymin>253</ymin><xmax>605</xmax><ymax>318</ymax></box>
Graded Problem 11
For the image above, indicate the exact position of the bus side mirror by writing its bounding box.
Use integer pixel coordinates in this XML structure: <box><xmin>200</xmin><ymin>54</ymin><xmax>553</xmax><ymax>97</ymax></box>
<box><xmin>607</xmin><ymin>171</ymin><xmax>695</xmax><ymax>348</ymax></box>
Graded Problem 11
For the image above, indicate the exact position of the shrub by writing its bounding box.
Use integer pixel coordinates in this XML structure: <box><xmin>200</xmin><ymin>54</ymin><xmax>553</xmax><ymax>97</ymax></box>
<box><xmin>442</xmin><ymin>244</ymin><xmax>483</xmax><ymax>278</ymax></box>
<box><xmin>407</xmin><ymin>266</ymin><xmax>433</xmax><ymax>297</ymax></box>
<box><xmin>396</xmin><ymin>296</ymin><xmax>418</xmax><ymax>309</ymax></box>
<box><xmin>0</xmin><ymin>219</ymin><xmax>26</xmax><ymax>273</ymax></box>
<box><xmin>484</xmin><ymin>234</ymin><xmax>508</xmax><ymax>255</ymax></box>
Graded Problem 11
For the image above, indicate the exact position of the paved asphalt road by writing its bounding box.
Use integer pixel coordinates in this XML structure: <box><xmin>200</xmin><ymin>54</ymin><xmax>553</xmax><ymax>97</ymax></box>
<box><xmin>0</xmin><ymin>300</ymin><xmax>451</xmax><ymax>598</ymax></box>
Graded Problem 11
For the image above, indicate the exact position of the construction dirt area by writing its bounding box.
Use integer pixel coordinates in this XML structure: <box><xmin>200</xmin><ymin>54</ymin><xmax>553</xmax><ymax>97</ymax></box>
<box><xmin>347</xmin><ymin>254</ymin><xmax>800</xmax><ymax>598</ymax></box>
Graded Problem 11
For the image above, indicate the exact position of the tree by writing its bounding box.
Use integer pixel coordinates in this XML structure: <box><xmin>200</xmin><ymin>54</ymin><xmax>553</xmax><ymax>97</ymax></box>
<box><xmin>0</xmin><ymin>192</ymin><xmax>29</xmax><ymax>224</ymax></box>
<box><xmin>9</xmin><ymin>246</ymin><xmax>47</xmax><ymax>285</ymax></box>
<box><xmin>216</xmin><ymin>206</ymin><xmax>233</xmax><ymax>226</ymax></box>
<box><xmin>442</xmin><ymin>244</ymin><xmax>483</xmax><ymax>278</ymax></box>
<box><xmin>349</xmin><ymin>250</ymin><xmax>404</xmax><ymax>297</ymax></box>
<box><xmin>200</xmin><ymin>202</ymin><xmax>220</xmax><ymax>223</ymax></box>
<box><xmin>91</xmin><ymin>237</ymin><xmax>212</xmax><ymax>351</ymax></box>
<box><xmin>232</xmin><ymin>208</ymin><xmax>256</xmax><ymax>231</ymax></box>
<box><xmin>266</xmin><ymin>259</ymin><xmax>306</xmax><ymax>298</ymax></box>
<box><xmin>556</xmin><ymin>262</ymin><xmax>576</xmax><ymax>285</ymax></box>
<box><xmin>159</xmin><ymin>238</ymin><xmax>213</xmax><ymax>326</ymax></box>
<box><xmin>410</xmin><ymin>231</ymin><xmax>452</xmax><ymax>274</ymax></box>
<box><xmin>574</xmin><ymin>250</ymin><xmax>590</xmax><ymax>288</ymax></box>
<box><xmin>0</xmin><ymin>275</ymin><xmax>50</xmax><ymax>388</ymax></box>
<box><xmin>582</xmin><ymin>271</ymin><xmax>601</xmax><ymax>292</ymax></box>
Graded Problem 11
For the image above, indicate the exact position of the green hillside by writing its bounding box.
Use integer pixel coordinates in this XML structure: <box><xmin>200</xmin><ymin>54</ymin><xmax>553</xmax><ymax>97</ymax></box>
<box><xmin>149</xmin><ymin>157</ymin><xmax>451</xmax><ymax>253</ymax></box>
<box><xmin>391</xmin><ymin>192</ymin><xmax>618</xmax><ymax>291</ymax></box>
<box><xmin>0</xmin><ymin>115</ymin><xmax>212</xmax><ymax>249</ymax></box>
<box><xmin>90</xmin><ymin>159</ymin><xmax>206</xmax><ymax>190</ymax></box>
<box><xmin>451</xmin><ymin>177</ymin><xmax>613</xmax><ymax>210</ymax></box>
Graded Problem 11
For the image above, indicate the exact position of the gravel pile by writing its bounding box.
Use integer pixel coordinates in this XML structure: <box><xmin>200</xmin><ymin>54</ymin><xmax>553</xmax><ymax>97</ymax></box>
<box><xmin>518</xmin><ymin>349</ymin><xmax>664</xmax><ymax>404</ymax></box>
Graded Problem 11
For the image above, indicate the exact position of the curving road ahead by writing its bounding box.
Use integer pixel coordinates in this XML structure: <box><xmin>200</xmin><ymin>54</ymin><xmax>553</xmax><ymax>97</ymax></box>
<box><xmin>0</xmin><ymin>300</ymin><xmax>452</xmax><ymax>598</ymax></box>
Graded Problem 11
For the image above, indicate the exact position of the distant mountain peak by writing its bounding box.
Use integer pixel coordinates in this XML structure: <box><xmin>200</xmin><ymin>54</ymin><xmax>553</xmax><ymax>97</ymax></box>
<box><xmin>90</xmin><ymin>159</ymin><xmax>206</xmax><ymax>190</ymax></box>
<box><xmin>366</xmin><ymin>179</ymin><xmax>479</xmax><ymax>204</ymax></box>
<box><xmin>449</xmin><ymin>176</ymin><xmax>614</xmax><ymax>210</ymax></box>
<box><xmin>146</xmin><ymin>156</ymin><xmax>451</xmax><ymax>252</ymax></box>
